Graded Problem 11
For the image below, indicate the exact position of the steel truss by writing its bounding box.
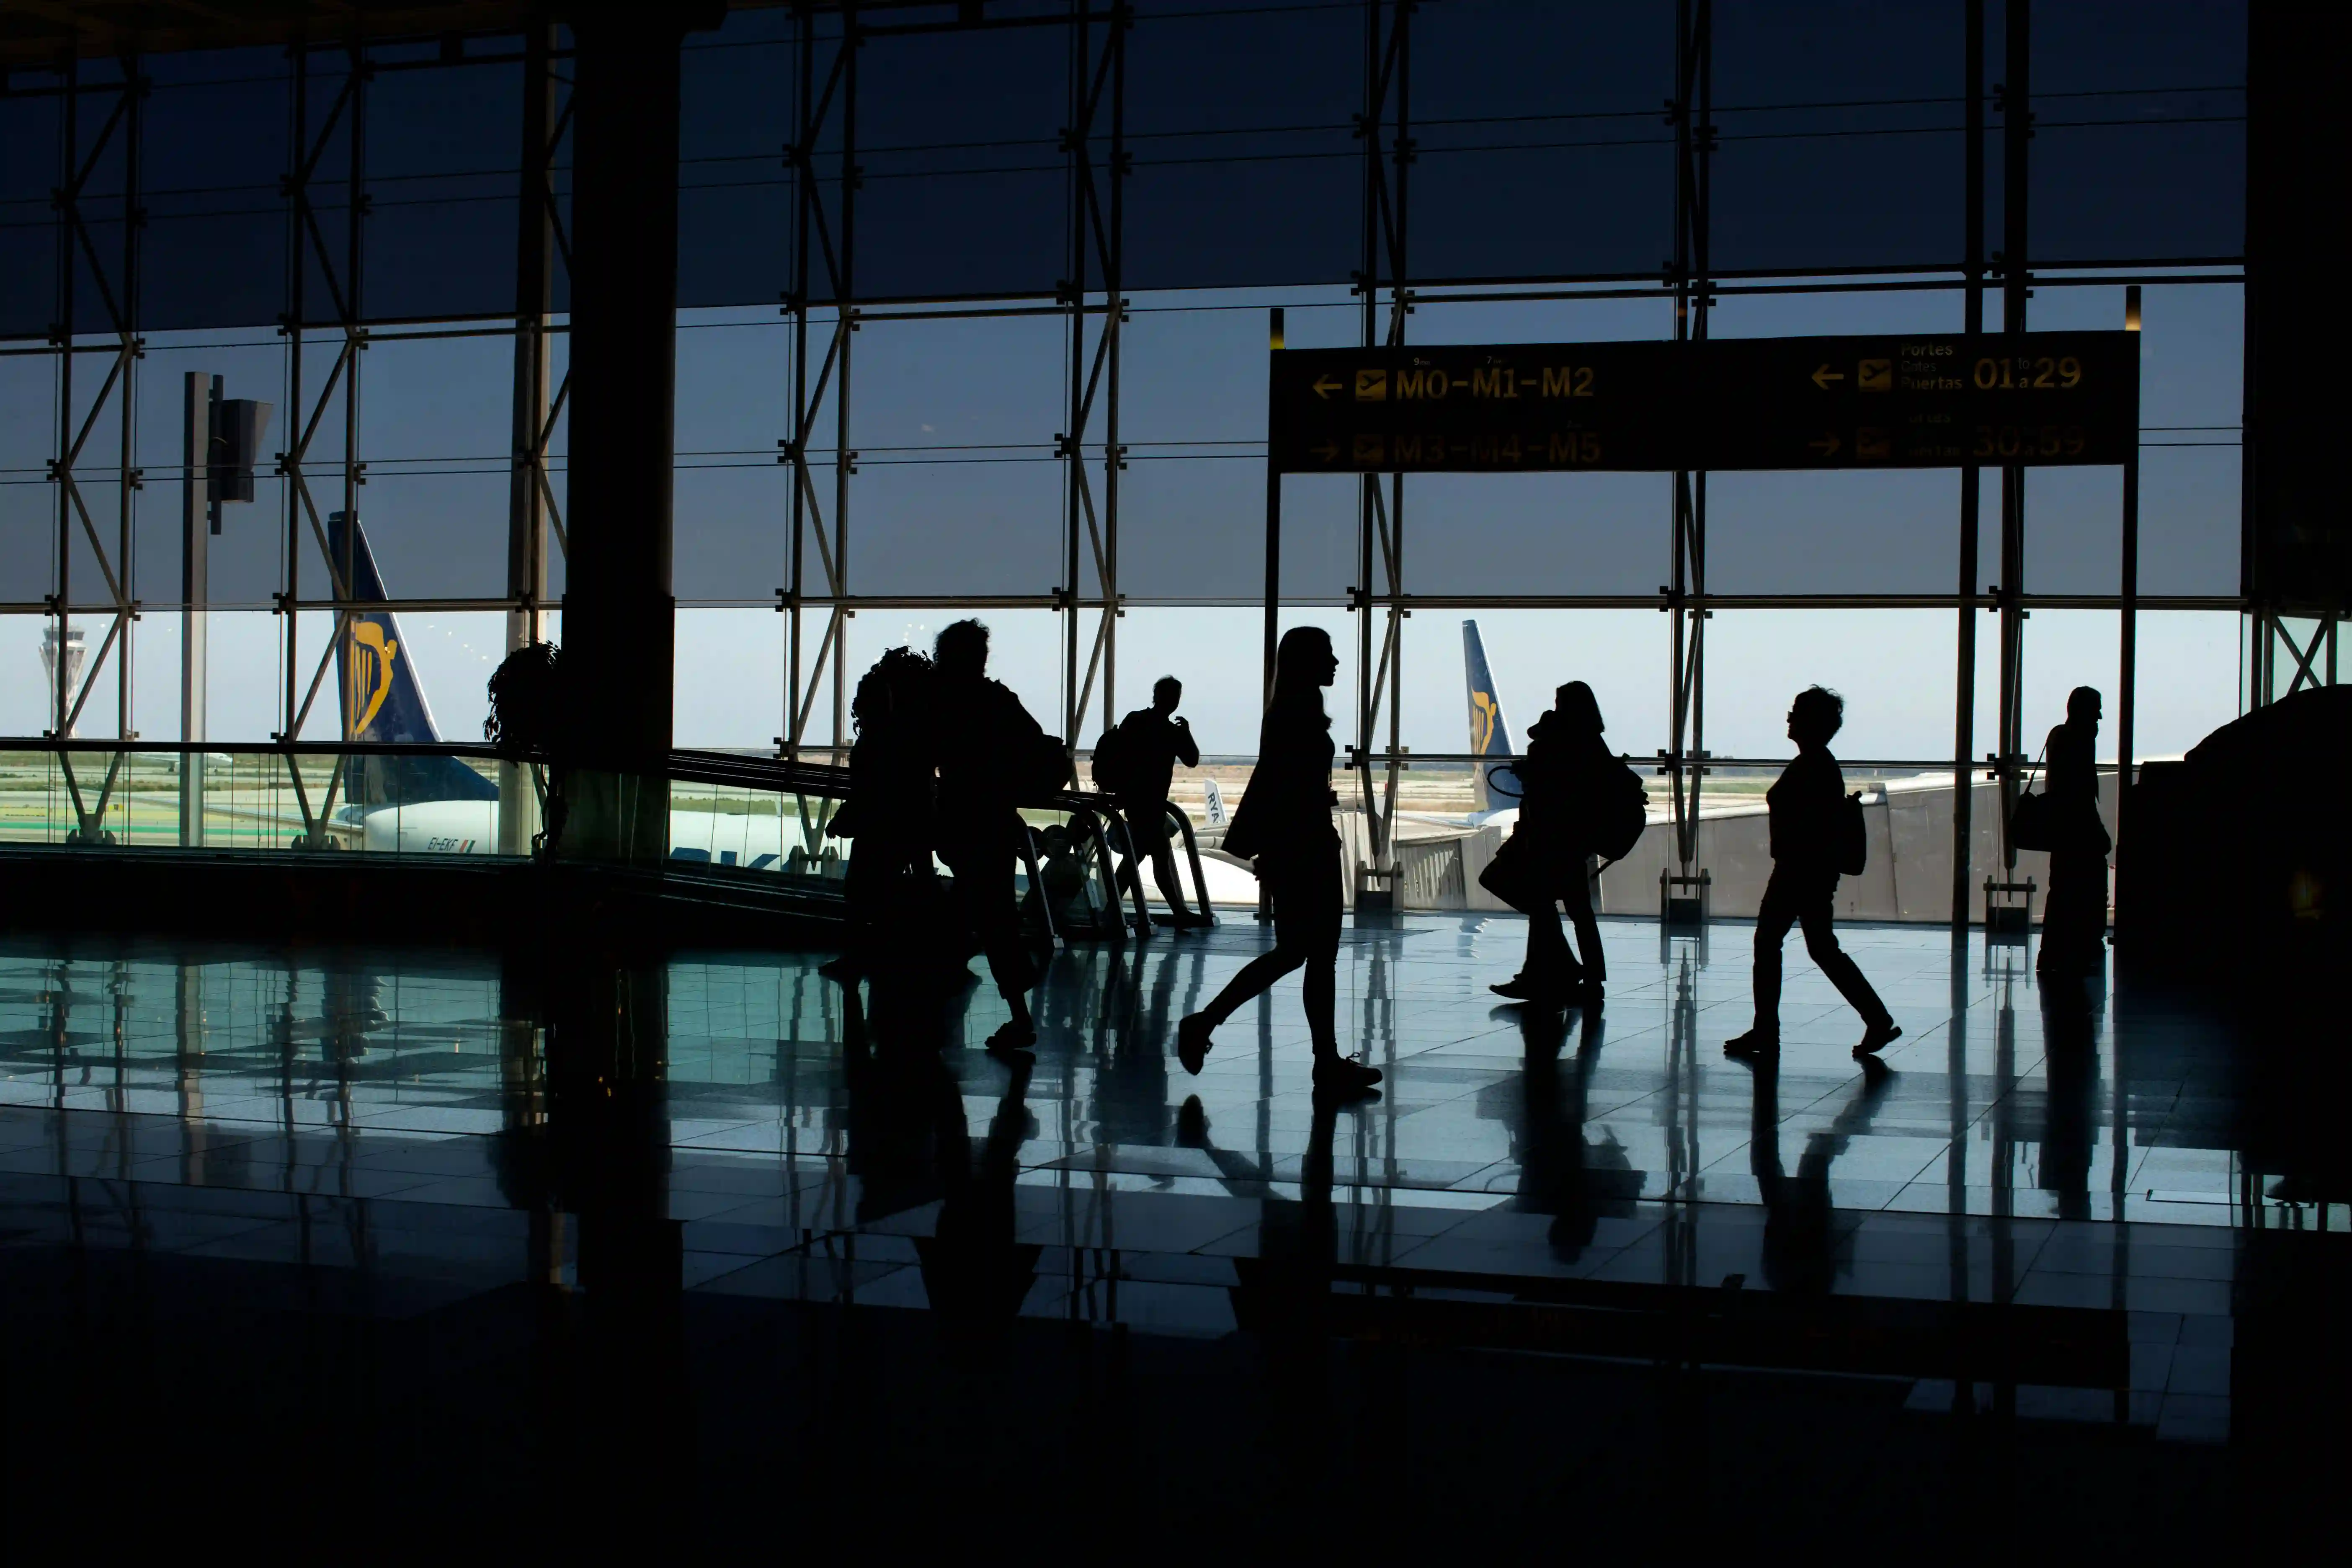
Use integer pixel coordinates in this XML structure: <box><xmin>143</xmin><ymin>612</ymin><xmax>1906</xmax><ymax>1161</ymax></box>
<box><xmin>781</xmin><ymin>6</ymin><xmax>858</xmax><ymax>769</ymax></box>
<box><xmin>41</xmin><ymin>54</ymin><xmax>144</xmax><ymax>841</ymax></box>
<box><xmin>1662</xmin><ymin>0</ymin><xmax>1714</xmax><ymax>909</ymax></box>
<box><xmin>1059</xmin><ymin>0</ymin><xmax>1127</xmax><ymax>756</ymax></box>
<box><xmin>2249</xmin><ymin>609</ymin><xmax>2342</xmax><ymax>705</ymax></box>
<box><xmin>1350</xmin><ymin>0</ymin><xmax>1411</xmax><ymax>905</ymax></box>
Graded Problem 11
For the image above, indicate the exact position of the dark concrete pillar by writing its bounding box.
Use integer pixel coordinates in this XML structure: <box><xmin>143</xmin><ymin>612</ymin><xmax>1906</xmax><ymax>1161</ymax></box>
<box><xmin>562</xmin><ymin>8</ymin><xmax>696</xmax><ymax>861</ymax></box>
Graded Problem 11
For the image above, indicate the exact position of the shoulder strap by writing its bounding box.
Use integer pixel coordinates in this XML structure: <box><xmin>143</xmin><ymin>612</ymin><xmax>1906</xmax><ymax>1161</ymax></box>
<box><xmin>2020</xmin><ymin>737</ymin><xmax>2052</xmax><ymax>796</ymax></box>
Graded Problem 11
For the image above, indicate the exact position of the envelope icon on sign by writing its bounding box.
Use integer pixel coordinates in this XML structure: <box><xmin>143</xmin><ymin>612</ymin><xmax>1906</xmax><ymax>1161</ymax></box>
<box><xmin>1858</xmin><ymin>358</ymin><xmax>1892</xmax><ymax>392</ymax></box>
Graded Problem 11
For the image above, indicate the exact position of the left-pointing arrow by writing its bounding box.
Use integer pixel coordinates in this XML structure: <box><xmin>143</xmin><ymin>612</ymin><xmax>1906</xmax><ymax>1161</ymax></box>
<box><xmin>1310</xmin><ymin>440</ymin><xmax>1341</xmax><ymax>462</ymax></box>
<box><xmin>1811</xmin><ymin>364</ymin><xmax>1846</xmax><ymax>390</ymax></box>
<box><xmin>1312</xmin><ymin>375</ymin><xmax>1343</xmax><ymax>399</ymax></box>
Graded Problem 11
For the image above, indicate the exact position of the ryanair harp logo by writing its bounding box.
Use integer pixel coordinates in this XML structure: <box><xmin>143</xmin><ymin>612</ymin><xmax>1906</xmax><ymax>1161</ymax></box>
<box><xmin>1470</xmin><ymin>691</ymin><xmax>1500</xmax><ymax>754</ymax></box>
<box><xmin>348</xmin><ymin>622</ymin><xmax>398</xmax><ymax>737</ymax></box>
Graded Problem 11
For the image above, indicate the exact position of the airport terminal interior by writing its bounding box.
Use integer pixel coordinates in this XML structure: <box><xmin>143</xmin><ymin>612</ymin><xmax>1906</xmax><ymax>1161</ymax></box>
<box><xmin>0</xmin><ymin>0</ymin><xmax>2343</xmax><ymax>1547</ymax></box>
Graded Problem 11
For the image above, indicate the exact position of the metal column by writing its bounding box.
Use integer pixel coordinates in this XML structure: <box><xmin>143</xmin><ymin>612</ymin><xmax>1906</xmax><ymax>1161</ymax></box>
<box><xmin>1952</xmin><ymin>0</ymin><xmax>1986</xmax><ymax>932</ymax></box>
<box><xmin>782</xmin><ymin>12</ymin><xmax>856</xmax><ymax>770</ymax></box>
<box><xmin>45</xmin><ymin>53</ymin><xmax>145</xmax><ymax>838</ymax></box>
<box><xmin>1352</xmin><ymin>0</ymin><xmax>1411</xmax><ymax>912</ymax></box>
<box><xmin>1060</xmin><ymin>1</ymin><xmax>1128</xmax><ymax>751</ymax></box>
<box><xmin>1663</xmin><ymin>0</ymin><xmax>1714</xmax><ymax>925</ymax></box>
<box><xmin>502</xmin><ymin>19</ymin><xmax>562</xmax><ymax>854</ymax></box>
<box><xmin>181</xmin><ymin>374</ymin><xmax>215</xmax><ymax>846</ymax></box>
<box><xmin>2116</xmin><ymin>285</ymin><xmax>2141</xmax><ymax>906</ymax></box>
<box><xmin>1991</xmin><ymin>0</ymin><xmax>2032</xmax><ymax>918</ymax></box>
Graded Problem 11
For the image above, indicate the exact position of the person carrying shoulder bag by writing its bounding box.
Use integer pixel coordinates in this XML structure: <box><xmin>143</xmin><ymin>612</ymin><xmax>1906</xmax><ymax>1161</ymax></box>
<box><xmin>1487</xmin><ymin>681</ymin><xmax>1618</xmax><ymax>1010</ymax></box>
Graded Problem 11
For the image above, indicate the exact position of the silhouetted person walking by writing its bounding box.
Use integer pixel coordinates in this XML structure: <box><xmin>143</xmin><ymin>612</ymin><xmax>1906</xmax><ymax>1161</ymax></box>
<box><xmin>1101</xmin><ymin>675</ymin><xmax>1208</xmax><ymax>927</ymax></box>
<box><xmin>1174</xmin><ymin>627</ymin><xmax>1381</xmax><ymax>1099</ymax></box>
<box><xmin>1725</xmin><ymin>686</ymin><xmax>1901</xmax><ymax>1061</ymax></box>
<box><xmin>824</xmin><ymin>647</ymin><xmax>938</xmax><ymax>984</ymax></box>
<box><xmin>1491</xmin><ymin>681</ymin><xmax>1614</xmax><ymax>1009</ymax></box>
<box><xmin>2037</xmin><ymin>685</ymin><xmax>2112</xmax><ymax>977</ymax></box>
<box><xmin>931</xmin><ymin>619</ymin><xmax>1044</xmax><ymax>1055</ymax></box>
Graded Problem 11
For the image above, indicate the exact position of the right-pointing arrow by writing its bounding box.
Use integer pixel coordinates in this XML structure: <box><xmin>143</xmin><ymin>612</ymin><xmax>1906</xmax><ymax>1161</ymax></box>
<box><xmin>1808</xmin><ymin>434</ymin><xmax>1841</xmax><ymax>457</ymax></box>
<box><xmin>1310</xmin><ymin>440</ymin><xmax>1341</xmax><ymax>462</ymax></box>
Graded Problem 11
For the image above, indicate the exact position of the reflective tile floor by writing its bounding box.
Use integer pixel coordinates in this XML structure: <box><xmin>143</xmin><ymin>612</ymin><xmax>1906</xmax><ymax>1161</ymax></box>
<box><xmin>2</xmin><ymin>915</ymin><xmax>2341</xmax><ymax>1451</ymax></box>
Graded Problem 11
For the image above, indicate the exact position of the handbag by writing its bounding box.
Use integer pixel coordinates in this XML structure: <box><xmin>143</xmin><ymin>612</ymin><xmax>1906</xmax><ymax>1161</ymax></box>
<box><xmin>2008</xmin><ymin>742</ymin><xmax>2054</xmax><ymax>853</ymax></box>
<box><xmin>1477</xmin><ymin>826</ymin><xmax>1546</xmax><ymax>908</ymax></box>
<box><xmin>1837</xmin><ymin>790</ymin><xmax>1870</xmax><ymax>876</ymax></box>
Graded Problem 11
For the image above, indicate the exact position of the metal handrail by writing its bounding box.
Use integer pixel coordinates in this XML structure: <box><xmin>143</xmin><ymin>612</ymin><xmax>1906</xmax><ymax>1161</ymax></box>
<box><xmin>1165</xmin><ymin>800</ymin><xmax>1218</xmax><ymax>926</ymax></box>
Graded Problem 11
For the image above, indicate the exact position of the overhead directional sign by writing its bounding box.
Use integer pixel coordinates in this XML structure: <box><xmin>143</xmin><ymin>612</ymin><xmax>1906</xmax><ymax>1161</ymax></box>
<box><xmin>1268</xmin><ymin>331</ymin><xmax>2140</xmax><ymax>475</ymax></box>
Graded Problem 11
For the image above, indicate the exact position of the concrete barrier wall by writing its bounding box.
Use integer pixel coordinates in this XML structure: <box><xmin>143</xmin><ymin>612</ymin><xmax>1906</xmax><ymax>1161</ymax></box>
<box><xmin>1370</xmin><ymin>773</ymin><xmax>2119</xmax><ymax>925</ymax></box>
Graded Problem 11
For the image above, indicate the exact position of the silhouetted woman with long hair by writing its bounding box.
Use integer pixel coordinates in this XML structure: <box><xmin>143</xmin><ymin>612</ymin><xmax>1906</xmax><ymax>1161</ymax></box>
<box><xmin>1175</xmin><ymin>627</ymin><xmax>1381</xmax><ymax>1098</ymax></box>
<box><xmin>1491</xmin><ymin>680</ymin><xmax>1613</xmax><ymax>1008</ymax></box>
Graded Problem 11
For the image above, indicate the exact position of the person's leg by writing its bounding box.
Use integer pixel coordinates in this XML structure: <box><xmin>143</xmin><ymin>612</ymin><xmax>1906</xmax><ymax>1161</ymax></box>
<box><xmin>1743</xmin><ymin>874</ymin><xmax>1800</xmax><ymax>1040</ymax></box>
<box><xmin>1195</xmin><ymin>944</ymin><xmax>1306</xmax><ymax>1027</ymax></box>
<box><xmin>2039</xmin><ymin>850</ymin><xmax>2105</xmax><ymax>972</ymax></box>
<box><xmin>1561</xmin><ymin>864</ymin><xmax>1607</xmax><ymax>987</ymax></box>
<box><xmin>1503</xmin><ymin>891</ymin><xmax>1576</xmax><ymax>993</ymax></box>
<box><xmin>947</xmin><ymin>836</ymin><xmax>1036</xmax><ymax>1050</ymax></box>
<box><xmin>1796</xmin><ymin>902</ymin><xmax>1890</xmax><ymax>1025</ymax></box>
<box><xmin>1148</xmin><ymin>834</ymin><xmax>1192</xmax><ymax>921</ymax></box>
<box><xmin>1296</xmin><ymin>836</ymin><xmax>1377</xmax><ymax>1092</ymax></box>
<box><xmin>1796</xmin><ymin>894</ymin><xmax>1900</xmax><ymax>1053</ymax></box>
<box><xmin>1129</xmin><ymin>805</ymin><xmax>1193</xmax><ymax>921</ymax></box>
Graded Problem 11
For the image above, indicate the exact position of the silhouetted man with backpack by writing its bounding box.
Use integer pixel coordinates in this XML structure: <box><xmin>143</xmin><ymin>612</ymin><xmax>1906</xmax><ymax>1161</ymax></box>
<box><xmin>932</xmin><ymin>619</ymin><xmax>1053</xmax><ymax>1056</ymax></box>
<box><xmin>1725</xmin><ymin>686</ymin><xmax>1900</xmax><ymax>1062</ymax></box>
<box><xmin>1097</xmin><ymin>675</ymin><xmax>1208</xmax><ymax>928</ymax></box>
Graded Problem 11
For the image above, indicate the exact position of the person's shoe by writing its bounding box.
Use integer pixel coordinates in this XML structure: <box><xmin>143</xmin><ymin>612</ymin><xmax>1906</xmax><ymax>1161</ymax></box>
<box><xmin>1852</xmin><ymin>1020</ymin><xmax>1902</xmax><ymax>1058</ymax></box>
<box><xmin>1176</xmin><ymin>1013</ymin><xmax>1215</xmax><ymax>1076</ymax></box>
<box><xmin>1723</xmin><ymin>1029</ymin><xmax>1779</xmax><ymax>1059</ymax></box>
<box><xmin>1490</xmin><ymin>973</ymin><xmax>1576</xmax><ymax>1003</ymax></box>
<box><xmin>1313</xmin><ymin>1054</ymin><xmax>1383</xmax><ymax>1099</ymax></box>
<box><xmin>1577</xmin><ymin>979</ymin><xmax>1605</xmax><ymax>1012</ymax></box>
<box><xmin>985</xmin><ymin>1017</ymin><xmax>1037</xmax><ymax>1058</ymax></box>
<box><xmin>1172</xmin><ymin>911</ymin><xmax>1216</xmax><ymax>929</ymax></box>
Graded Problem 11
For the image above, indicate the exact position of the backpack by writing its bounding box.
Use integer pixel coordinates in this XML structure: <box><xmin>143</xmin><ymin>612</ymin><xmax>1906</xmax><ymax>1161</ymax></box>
<box><xmin>1837</xmin><ymin>790</ymin><xmax>1870</xmax><ymax>877</ymax></box>
<box><xmin>1586</xmin><ymin>757</ymin><xmax>1650</xmax><ymax>863</ymax></box>
<box><xmin>1020</xmin><ymin>730</ymin><xmax>1075</xmax><ymax>800</ymax></box>
<box><xmin>1091</xmin><ymin>722</ymin><xmax>1129</xmax><ymax>795</ymax></box>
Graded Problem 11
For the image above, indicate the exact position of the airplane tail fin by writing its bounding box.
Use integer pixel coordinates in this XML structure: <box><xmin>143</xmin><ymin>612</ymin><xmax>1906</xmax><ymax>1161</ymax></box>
<box><xmin>1463</xmin><ymin>619</ymin><xmax>1521</xmax><ymax>814</ymax></box>
<box><xmin>329</xmin><ymin>511</ymin><xmax>498</xmax><ymax>805</ymax></box>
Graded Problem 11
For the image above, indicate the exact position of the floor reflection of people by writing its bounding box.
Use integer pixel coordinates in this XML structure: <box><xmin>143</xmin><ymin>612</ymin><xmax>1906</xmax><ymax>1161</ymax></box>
<box><xmin>2037</xmin><ymin>974</ymin><xmax>2103</xmax><ymax>1220</ymax></box>
<box><xmin>1091</xmin><ymin>945</ymin><xmax>1176</xmax><ymax>1156</ymax></box>
<box><xmin>843</xmin><ymin>979</ymin><xmax>1041</xmax><ymax>1341</ymax></box>
<box><xmin>921</xmin><ymin>1051</ymin><xmax>1040</xmax><ymax>1345</ymax></box>
<box><xmin>842</xmin><ymin>981</ymin><xmax>965</xmax><ymax>1228</ymax></box>
<box><xmin>1736</xmin><ymin>1055</ymin><xmax>1896</xmax><ymax>1295</ymax></box>
<box><xmin>1475</xmin><ymin>1002</ymin><xmax>1638</xmax><ymax>1263</ymax></box>
<box><xmin>1179</xmin><ymin>1090</ymin><xmax>1343</xmax><ymax>1277</ymax></box>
